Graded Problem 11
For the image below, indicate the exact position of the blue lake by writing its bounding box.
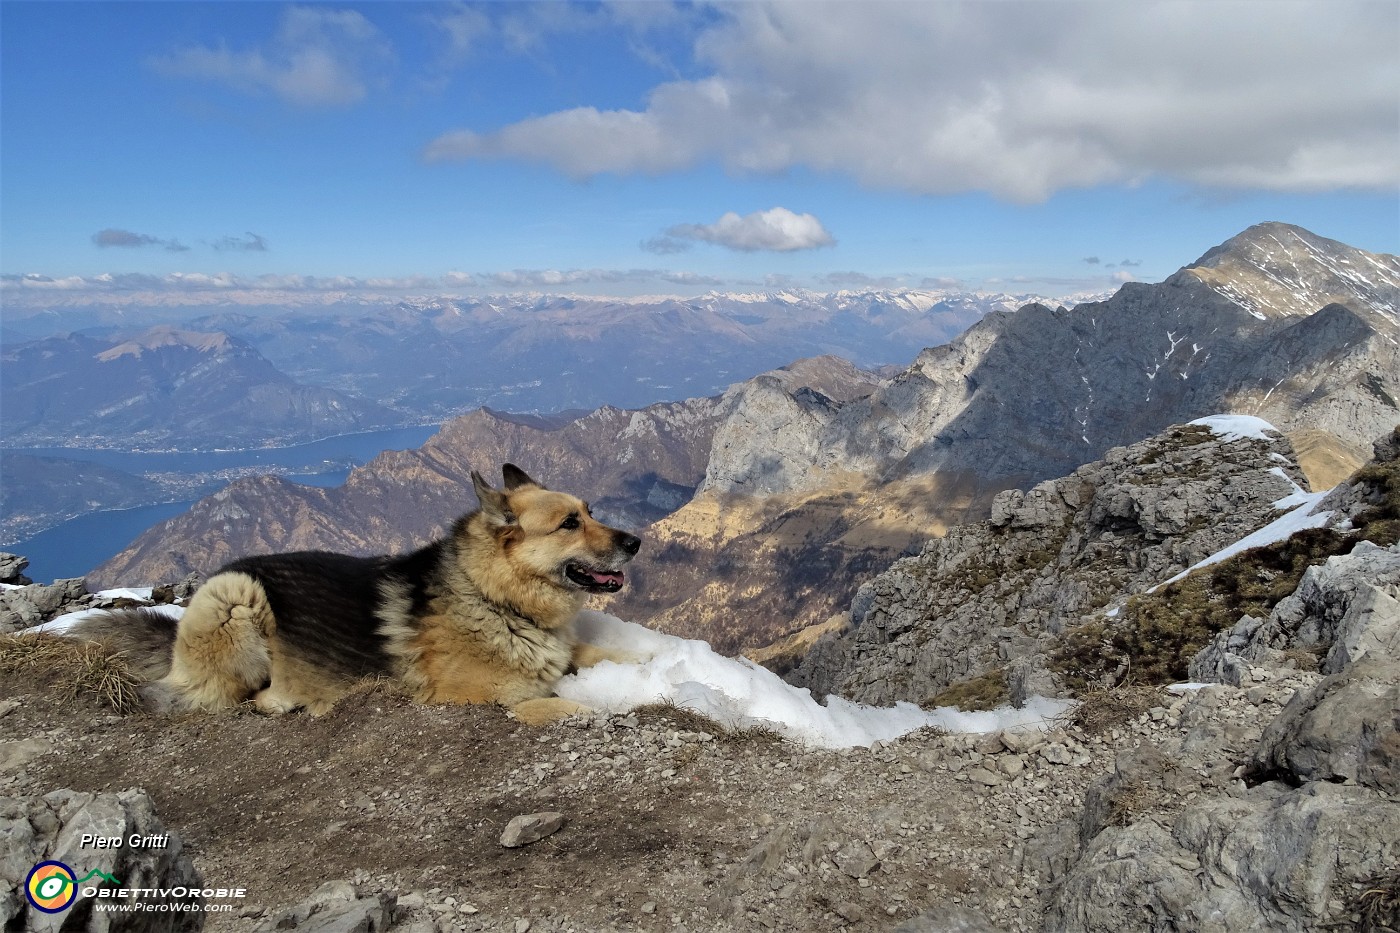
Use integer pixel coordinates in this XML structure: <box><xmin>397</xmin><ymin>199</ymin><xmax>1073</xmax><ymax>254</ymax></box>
<box><xmin>7</xmin><ymin>425</ymin><xmax>441</xmax><ymax>582</ymax></box>
<box><xmin>15</xmin><ymin>424</ymin><xmax>441</xmax><ymax>473</ymax></box>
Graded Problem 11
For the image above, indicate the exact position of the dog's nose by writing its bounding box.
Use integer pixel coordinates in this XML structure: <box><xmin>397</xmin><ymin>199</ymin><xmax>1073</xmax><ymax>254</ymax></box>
<box><xmin>618</xmin><ymin>533</ymin><xmax>641</xmax><ymax>556</ymax></box>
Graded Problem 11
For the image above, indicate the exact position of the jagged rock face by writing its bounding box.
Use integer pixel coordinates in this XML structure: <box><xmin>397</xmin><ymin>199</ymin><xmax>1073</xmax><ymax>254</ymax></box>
<box><xmin>705</xmin><ymin>223</ymin><xmax>1400</xmax><ymax>497</ymax></box>
<box><xmin>1191</xmin><ymin>541</ymin><xmax>1400</xmax><ymax>685</ymax></box>
<box><xmin>699</xmin><ymin>356</ymin><xmax>881</xmax><ymax>495</ymax></box>
<box><xmin>1042</xmin><ymin>532</ymin><xmax>1400</xmax><ymax>933</ymax></box>
<box><xmin>1253</xmin><ymin>655</ymin><xmax>1400</xmax><ymax>793</ymax></box>
<box><xmin>0</xmin><ymin>326</ymin><xmax>394</xmax><ymax>449</ymax></box>
<box><xmin>1042</xmin><ymin>778</ymin><xmax>1400</xmax><ymax>933</ymax></box>
<box><xmin>791</xmin><ymin>422</ymin><xmax>1310</xmax><ymax>706</ymax></box>
<box><xmin>0</xmin><ymin>552</ymin><xmax>32</xmax><ymax>585</ymax></box>
<box><xmin>0</xmin><ymin>788</ymin><xmax>201</xmax><ymax>931</ymax></box>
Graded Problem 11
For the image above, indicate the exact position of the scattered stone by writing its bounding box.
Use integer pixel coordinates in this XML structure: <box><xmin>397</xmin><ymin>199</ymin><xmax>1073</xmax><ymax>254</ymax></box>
<box><xmin>832</xmin><ymin>840</ymin><xmax>880</xmax><ymax>879</ymax></box>
<box><xmin>257</xmin><ymin>881</ymin><xmax>395</xmax><ymax>932</ymax></box>
<box><xmin>833</xmin><ymin>901</ymin><xmax>865</xmax><ymax>922</ymax></box>
<box><xmin>500</xmin><ymin>812</ymin><xmax>565</xmax><ymax>848</ymax></box>
<box><xmin>892</xmin><ymin>905</ymin><xmax>1006</xmax><ymax>932</ymax></box>
<box><xmin>0</xmin><ymin>738</ymin><xmax>47</xmax><ymax>773</ymax></box>
<box><xmin>967</xmin><ymin>766</ymin><xmax>1004</xmax><ymax>787</ymax></box>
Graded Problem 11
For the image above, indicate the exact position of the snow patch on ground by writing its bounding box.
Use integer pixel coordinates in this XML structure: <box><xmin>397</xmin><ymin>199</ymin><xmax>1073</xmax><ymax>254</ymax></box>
<box><xmin>1150</xmin><ymin>491</ymin><xmax>1332</xmax><ymax>592</ymax></box>
<box><xmin>558</xmin><ymin>612</ymin><xmax>1075</xmax><ymax>749</ymax></box>
<box><xmin>25</xmin><ymin>603</ymin><xmax>183</xmax><ymax>635</ymax></box>
<box><xmin>1266</xmin><ymin>466</ymin><xmax>1313</xmax><ymax>508</ymax></box>
<box><xmin>96</xmin><ymin>586</ymin><xmax>155</xmax><ymax>602</ymax></box>
<box><xmin>1188</xmin><ymin>414</ymin><xmax>1280</xmax><ymax>443</ymax></box>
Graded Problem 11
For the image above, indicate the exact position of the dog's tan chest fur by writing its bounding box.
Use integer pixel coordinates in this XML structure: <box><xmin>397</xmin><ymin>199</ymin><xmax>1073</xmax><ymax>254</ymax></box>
<box><xmin>403</xmin><ymin>592</ymin><xmax>576</xmax><ymax>707</ymax></box>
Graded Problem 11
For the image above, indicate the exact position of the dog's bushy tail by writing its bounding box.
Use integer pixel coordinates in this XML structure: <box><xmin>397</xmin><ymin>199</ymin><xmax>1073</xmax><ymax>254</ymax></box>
<box><xmin>72</xmin><ymin>609</ymin><xmax>179</xmax><ymax>681</ymax></box>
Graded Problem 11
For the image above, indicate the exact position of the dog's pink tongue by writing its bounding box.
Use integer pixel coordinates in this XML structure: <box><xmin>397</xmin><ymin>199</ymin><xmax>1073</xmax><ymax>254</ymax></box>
<box><xmin>590</xmin><ymin>570</ymin><xmax>624</xmax><ymax>587</ymax></box>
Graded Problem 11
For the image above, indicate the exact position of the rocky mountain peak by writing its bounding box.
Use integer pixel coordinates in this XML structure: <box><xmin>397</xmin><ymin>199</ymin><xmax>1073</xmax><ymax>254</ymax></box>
<box><xmin>767</xmin><ymin>355</ymin><xmax>884</xmax><ymax>402</ymax></box>
<box><xmin>1176</xmin><ymin>221</ymin><xmax>1400</xmax><ymax>322</ymax></box>
<box><xmin>697</xmin><ymin>357</ymin><xmax>882</xmax><ymax>496</ymax></box>
<box><xmin>94</xmin><ymin>325</ymin><xmax>237</xmax><ymax>361</ymax></box>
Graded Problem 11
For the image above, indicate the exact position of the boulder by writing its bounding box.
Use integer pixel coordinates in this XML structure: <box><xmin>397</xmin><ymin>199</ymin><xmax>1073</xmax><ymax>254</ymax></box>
<box><xmin>256</xmin><ymin>881</ymin><xmax>396</xmax><ymax>933</ymax></box>
<box><xmin>499</xmin><ymin>812</ymin><xmax>565</xmax><ymax>848</ymax></box>
<box><xmin>1251</xmin><ymin>657</ymin><xmax>1400</xmax><ymax>792</ymax></box>
<box><xmin>1043</xmin><ymin>781</ymin><xmax>1400</xmax><ymax>932</ymax></box>
<box><xmin>0</xmin><ymin>552</ymin><xmax>32</xmax><ymax>585</ymax></box>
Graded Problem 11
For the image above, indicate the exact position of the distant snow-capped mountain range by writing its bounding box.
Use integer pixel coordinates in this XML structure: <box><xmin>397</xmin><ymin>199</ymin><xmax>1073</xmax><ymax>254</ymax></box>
<box><xmin>1</xmin><ymin>287</ymin><xmax>1102</xmax><ymax>448</ymax></box>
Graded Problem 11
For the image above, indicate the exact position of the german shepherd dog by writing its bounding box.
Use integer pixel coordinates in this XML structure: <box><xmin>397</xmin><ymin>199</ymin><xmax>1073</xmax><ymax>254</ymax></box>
<box><xmin>75</xmin><ymin>465</ymin><xmax>640</xmax><ymax>724</ymax></box>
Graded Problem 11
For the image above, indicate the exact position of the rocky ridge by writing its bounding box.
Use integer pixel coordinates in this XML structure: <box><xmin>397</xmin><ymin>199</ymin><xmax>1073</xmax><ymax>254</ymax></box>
<box><xmin>792</xmin><ymin>419</ymin><xmax>1318</xmax><ymax>706</ymax></box>
<box><xmin>538</xmin><ymin>225</ymin><xmax>1400</xmax><ymax>656</ymax></box>
<box><xmin>703</xmin><ymin>223</ymin><xmax>1399</xmax><ymax>498</ymax></box>
<box><xmin>1042</xmin><ymin>537</ymin><xmax>1400</xmax><ymax>932</ymax></box>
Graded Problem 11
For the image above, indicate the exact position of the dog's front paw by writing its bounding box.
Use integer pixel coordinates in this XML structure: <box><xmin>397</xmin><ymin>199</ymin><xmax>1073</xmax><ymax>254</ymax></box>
<box><xmin>511</xmin><ymin>697</ymin><xmax>593</xmax><ymax>726</ymax></box>
<box><xmin>571</xmin><ymin>642</ymin><xmax>641</xmax><ymax>670</ymax></box>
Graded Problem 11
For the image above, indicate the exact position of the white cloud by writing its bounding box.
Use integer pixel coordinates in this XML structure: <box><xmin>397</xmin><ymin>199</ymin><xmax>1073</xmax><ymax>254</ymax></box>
<box><xmin>665</xmin><ymin>207</ymin><xmax>834</xmax><ymax>253</ymax></box>
<box><xmin>151</xmin><ymin>7</ymin><xmax>393</xmax><ymax>108</ymax></box>
<box><xmin>423</xmin><ymin>1</ymin><xmax>1399</xmax><ymax>200</ymax></box>
<box><xmin>92</xmin><ymin>228</ymin><xmax>189</xmax><ymax>252</ymax></box>
<box><xmin>211</xmin><ymin>232</ymin><xmax>269</xmax><ymax>252</ymax></box>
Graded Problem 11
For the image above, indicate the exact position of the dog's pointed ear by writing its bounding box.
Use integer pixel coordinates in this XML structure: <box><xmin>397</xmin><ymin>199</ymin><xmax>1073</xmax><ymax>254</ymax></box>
<box><xmin>471</xmin><ymin>470</ymin><xmax>515</xmax><ymax>526</ymax></box>
<box><xmin>502</xmin><ymin>463</ymin><xmax>544</xmax><ymax>491</ymax></box>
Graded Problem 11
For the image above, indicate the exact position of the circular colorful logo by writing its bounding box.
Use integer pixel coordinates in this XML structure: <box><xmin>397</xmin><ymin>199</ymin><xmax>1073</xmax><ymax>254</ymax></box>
<box><xmin>26</xmin><ymin>861</ymin><xmax>78</xmax><ymax>913</ymax></box>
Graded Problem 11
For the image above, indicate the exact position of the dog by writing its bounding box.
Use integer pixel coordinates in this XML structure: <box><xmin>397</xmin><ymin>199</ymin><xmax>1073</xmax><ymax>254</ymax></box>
<box><xmin>75</xmin><ymin>464</ymin><xmax>640</xmax><ymax>724</ymax></box>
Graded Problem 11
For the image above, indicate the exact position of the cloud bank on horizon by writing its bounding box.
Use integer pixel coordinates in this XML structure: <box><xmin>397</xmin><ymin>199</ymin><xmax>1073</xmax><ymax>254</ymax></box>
<box><xmin>1</xmin><ymin>1</ymin><xmax>1395</xmax><ymax>303</ymax></box>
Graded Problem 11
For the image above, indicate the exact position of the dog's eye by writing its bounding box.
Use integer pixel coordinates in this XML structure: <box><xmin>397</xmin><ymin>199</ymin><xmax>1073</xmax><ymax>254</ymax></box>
<box><xmin>559</xmin><ymin>514</ymin><xmax>580</xmax><ymax>531</ymax></box>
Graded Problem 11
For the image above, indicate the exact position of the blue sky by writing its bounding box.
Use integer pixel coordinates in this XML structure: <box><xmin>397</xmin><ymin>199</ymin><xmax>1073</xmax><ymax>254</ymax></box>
<box><xmin>1</xmin><ymin>1</ymin><xmax>1396</xmax><ymax>305</ymax></box>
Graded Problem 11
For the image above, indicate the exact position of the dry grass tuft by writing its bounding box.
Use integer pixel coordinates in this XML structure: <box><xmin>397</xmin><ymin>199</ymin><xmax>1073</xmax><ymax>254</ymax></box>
<box><xmin>1107</xmin><ymin>779</ymin><xmax>1155</xmax><ymax>827</ymax></box>
<box><xmin>632</xmin><ymin>698</ymin><xmax>786</xmax><ymax>746</ymax></box>
<box><xmin>632</xmin><ymin>698</ymin><xmax>729</xmax><ymax>736</ymax></box>
<box><xmin>927</xmin><ymin>668</ymin><xmax>1010</xmax><ymax>712</ymax></box>
<box><xmin>1066</xmin><ymin>685</ymin><xmax>1163</xmax><ymax>735</ymax></box>
<box><xmin>1352</xmin><ymin>869</ymin><xmax>1400</xmax><ymax>933</ymax></box>
<box><xmin>720</xmin><ymin>722</ymin><xmax>785</xmax><ymax>748</ymax></box>
<box><xmin>0</xmin><ymin>633</ymin><xmax>145</xmax><ymax>714</ymax></box>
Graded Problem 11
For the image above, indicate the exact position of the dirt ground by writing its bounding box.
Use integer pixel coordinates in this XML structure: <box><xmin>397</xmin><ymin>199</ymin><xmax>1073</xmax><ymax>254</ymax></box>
<box><xmin>1</xmin><ymin>651</ymin><xmax>1206</xmax><ymax>933</ymax></box>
